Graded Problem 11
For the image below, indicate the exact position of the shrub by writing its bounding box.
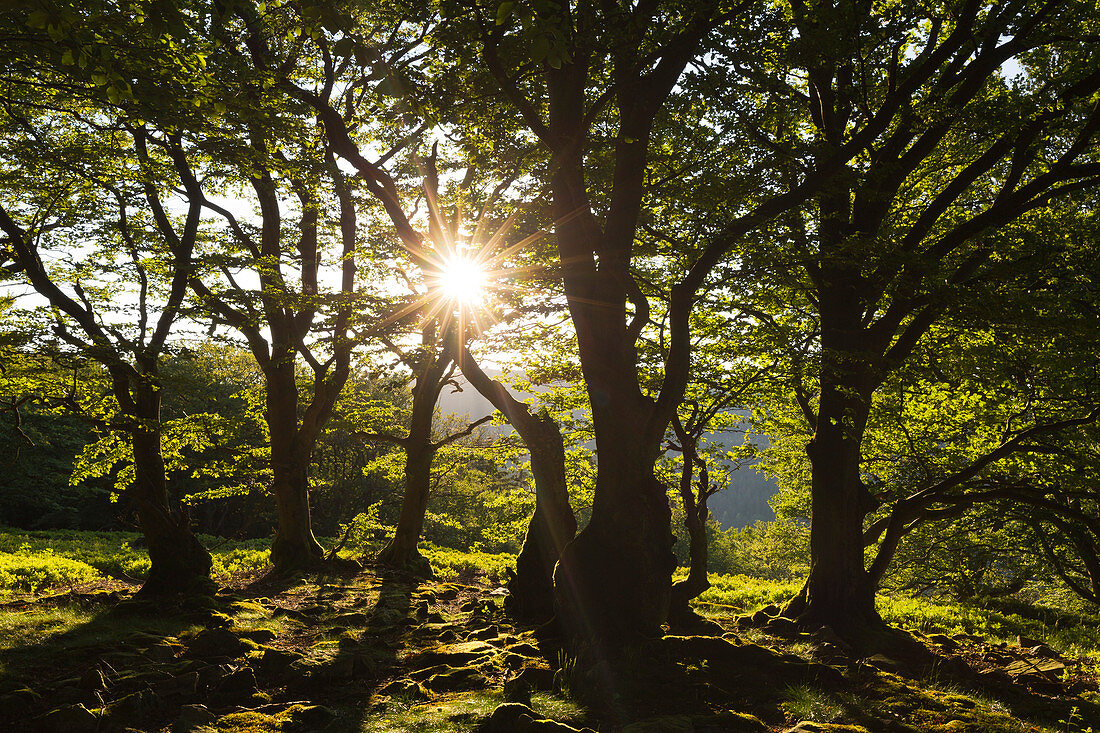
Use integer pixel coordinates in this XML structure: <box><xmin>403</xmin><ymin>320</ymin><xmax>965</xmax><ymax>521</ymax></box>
<box><xmin>0</xmin><ymin>549</ymin><xmax>99</xmax><ymax>593</ymax></box>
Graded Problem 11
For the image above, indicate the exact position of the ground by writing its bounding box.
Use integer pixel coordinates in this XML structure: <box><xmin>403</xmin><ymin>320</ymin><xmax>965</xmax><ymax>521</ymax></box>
<box><xmin>1</xmin><ymin>558</ymin><xmax>1098</xmax><ymax>733</ymax></box>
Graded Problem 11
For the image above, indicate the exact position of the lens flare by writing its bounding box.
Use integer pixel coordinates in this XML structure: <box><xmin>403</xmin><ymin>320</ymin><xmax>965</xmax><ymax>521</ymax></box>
<box><xmin>437</xmin><ymin>256</ymin><xmax>487</xmax><ymax>305</ymax></box>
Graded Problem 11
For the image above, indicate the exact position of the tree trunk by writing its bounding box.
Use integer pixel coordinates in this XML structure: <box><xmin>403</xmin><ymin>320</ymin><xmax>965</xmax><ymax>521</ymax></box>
<box><xmin>670</xmin><ymin>477</ymin><xmax>711</xmax><ymax>622</ymax></box>
<box><xmin>554</xmin><ymin>402</ymin><xmax>675</xmax><ymax>647</ymax></box>
<box><xmin>547</xmin><ymin>161</ymin><xmax>676</xmax><ymax>647</ymax></box>
<box><xmin>266</xmin><ymin>357</ymin><xmax>324</xmax><ymax>571</ymax></box>
<box><xmin>456</xmin><ymin>346</ymin><xmax>576</xmax><ymax>622</ymax></box>
<box><xmin>506</xmin><ymin>412</ymin><xmax>575</xmax><ymax>622</ymax></box>
<box><xmin>377</xmin><ymin>338</ymin><xmax>452</xmax><ymax>577</ymax></box>
<box><xmin>128</xmin><ymin>376</ymin><xmax>213</xmax><ymax>597</ymax></box>
<box><xmin>377</xmin><ymin>442</ymin><xmax>435</xmax><ymax>577</ymax></box>
<box><xmin>782</xmin><ymin>419</ymin><xmax>881</xmax><ymax>639</ymax></box>
<box><xmin>780</xmin><ymin>343</ymin><xmax>897</xmax><ymax>651</ymax></box>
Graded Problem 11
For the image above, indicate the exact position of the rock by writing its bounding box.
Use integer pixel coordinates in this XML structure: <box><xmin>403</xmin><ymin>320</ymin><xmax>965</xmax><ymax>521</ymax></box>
<box><xmin>156</xmin><ymin>670</ymin><xmax>200</xmax><ymax>700</ymax></box>
<box><xmin>507</xmin><ymin>642</ymin><xmax>542</xmax><ymax>658</ymax></box>
<box><xmin>1004</xmin><ymin>657</ymin><xmax>1066</xmax><ymax>677</ymax></box>
<box><xmin>37</xmin><ymin>704</ymin><xmax>99</xmax><ymax>733</ymax></box>
<box><xmin>107</xmin><ymin>689</ymin><xmax>163</xmax><ymax>720</ymax></box>
<box><xmin>936</xmin><ymin>655</ymin><xmax>973</xmax><ymax>679</ymax></box>
<box><xmin>410</xmin><ymin>640</ymin><xmax>497</xmax><ymax>667</ymax></box>
<box><xmin>272</xmin><ymin>606</ymin><xmax>310</xmax><ymax>622</ymax></box>
<box><xmin>660</xmin><ymin>636</ymin><xmax>844</xmax><ymax>688</ymax></box>
<box><xmin>976</xmin><ymin>668</ymin><xmax>1011</xmax><ymax>685</ymax></box>
<box><xmin>258</xmin><ymin>648</ymin><xmax>303</xmax><ymax>678</ymax></box>
<box><xmin>479</xmin><ymin>703</ymin><xmax>595</xmax><ymax>733</ymax></box>
<box><xmin>173</xmin><ymin>704</ymin><xmax>216</xmax><ymax>733</ymax></box>
<box><xmin>187</xmin><ymin>627</ymin><xmax>249</xmax><ymax>658</ymax></box>
<box><xmin>503</xmin><ymin>666</ymin><xmax>556</xmax><ymax>701</ymax></box>
<box><xmin>217</xmin><ymin>666</ymin><xmax>258</xmax><ymax>693</ymax></box>
<box><xmin>927</xmin><ymin>634</ymin><xmax>958</xmax><ymax>651</ymax></box>
<box><xmin>1016</xmin><ymin>671</ymin><xmax>1064</xmax><ymax>695</ymax></box>
<box><xmin>426</xmin><ymin>665</ymin><xmax>487</xmax><ymax>692</ymax></box>
<box><xmin>864</xmin><ymin>654</ymin><xmax>903</xmax><ymax>673</ymax></box>
<box><xmin>335</xmin><ymin>612</ymin><xmax>368</xmax><ymax>626</ymax></box>
<box><xmin>379</xmin><ymin>678</ymin><xmax>432</xmax><ymax>701</ymax></box>
<box><xmin>693</xmin><ymin>712</ymin><xmax>768</xmax><ymax>732</ymax></box>
<box><xmin>467</xmin><ymin>625</ymin><xmax>500</xmax><ymax>641</ymax></box>
<box><xmin>287</xmin><ymin>704</ymin><xmax>336</xmax><ymax>728</ymax></box>
<box><xmin>1024</xmin><ymin>643</ymin><xmax>1062</xmax><ymax>660</ymax></box>
<box><xmin>238</xmin><ymin>628</ymin><xmax>277</xmax><ymax>643</ymax></box>
<box><xmin>783</xmin><ymin>724</ymin><xmax>870</xmax><ymax>733</ymax></box>
<box><xmin>1016</xmin><ymin>635</ymin><xmax>1042</xmax><ymax>648</ymax></box>
<box><xmin>810</xmin><ymin>626</ymin><xmax>848</xmax><ymax>648</ymax></box>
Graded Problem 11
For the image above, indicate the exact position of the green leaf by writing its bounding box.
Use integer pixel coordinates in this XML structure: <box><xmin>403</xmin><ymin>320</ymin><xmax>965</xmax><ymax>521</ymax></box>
<box><xmin>496</xmin><ymin>1</ymin><xmax>515</xmax><ymax>25</ymax></box>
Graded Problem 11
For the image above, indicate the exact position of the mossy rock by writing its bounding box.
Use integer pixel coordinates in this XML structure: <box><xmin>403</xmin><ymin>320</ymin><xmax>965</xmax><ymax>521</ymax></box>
<box><xmin>229</xmin><ymin>600</ymin><xmax>269</xmax><ymax>616</ymax></box>
<box><xmin>783</xmin><ymin>724</ymin><xmax>871</xmax><ymax>733</ymax></box>
<box><xmin>426</xmin><ymin>664</ymin><xmax>490</xmax><ymax>692</ymax></box>
<box><xmin>379</xmin><ymin>678</ymin><xmax>433</xmax><ymax>701</ymax></box>
<box><xmin>106</xmin><ymin>688</ymin><xmax>164</xmax><ymax>720</ymax></box>
<box><xmin>334</xmin><ymin>611</ymin><xmax>368</xmax><ymax>626</ymax></box>
<box><xmin>186</xmin><ymin>627</ymin><xmax>251</xmax><ymax>658</ymax></box>
<box><xmin>479</xmin><ymin>702</ymin><xmax>595</xmax><ymax>733</ymax></box>
<box><xmin>36</xmin><ymin>704</ymin><xmax>99</xmax><ymax>733</ymax></box>
<box><xmin>410</xmin><ymin>640</ymin><xmax>498</xmax><ymax>668</ymax></box>
<box><xmin>238</xmin><ymin>628</ymin><xmax>277</xmax><ymax>644</ymax></box>
<box><xmin>172</xmin><ymin>704</ymin><xmax>216</xmax><ymax>733</ymax></box>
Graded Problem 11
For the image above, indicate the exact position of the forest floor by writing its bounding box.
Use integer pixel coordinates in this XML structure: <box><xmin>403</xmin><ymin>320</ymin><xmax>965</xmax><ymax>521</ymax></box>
<box><xmin>1</xmin><ymin>558</ymin><xmax>1099</xmax><ymax>733</ymax></box>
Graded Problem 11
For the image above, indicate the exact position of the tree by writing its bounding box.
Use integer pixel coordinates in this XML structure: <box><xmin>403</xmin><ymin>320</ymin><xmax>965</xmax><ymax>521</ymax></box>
<box><xmin>0</xmin><ymin>81</ymin><xmax>213</xmax><ymax>594</ymax></box>
<box><xmin>457</xmin><ymin>340</ymin><xmax>575</xmax><ymax>622</ymax></box>
<box><xmin>705</xmin><ymin>0</ymin><xmax>1100</xmax><ymax>649</ymax></box>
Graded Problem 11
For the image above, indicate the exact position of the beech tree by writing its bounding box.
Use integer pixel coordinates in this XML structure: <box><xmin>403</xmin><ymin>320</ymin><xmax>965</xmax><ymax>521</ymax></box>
<box><xmin>0</xmin><ymin>102</ymin><xmax>212</xmax><ymax>595</ymax></box>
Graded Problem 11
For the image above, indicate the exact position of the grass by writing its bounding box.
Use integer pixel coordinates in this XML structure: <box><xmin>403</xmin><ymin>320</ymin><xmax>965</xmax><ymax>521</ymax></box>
<box><xmin>694</xmin><ymin>572</ymin><xmax>1100</xmax><ymax>662</ymax></box>
<box><xmin>0</xmin><ymin>531</ymin><xmax>1096</xmax><ymax>733</ymax></box>
<box><xmin>0</xmin><ymin>528</ymin><xmax>269</xmax><ymax>597</ymax></box>
<box><xmin>361</xmin><ymin>691</ymin><xmax>503</xmax><ymax>733</ymax></box>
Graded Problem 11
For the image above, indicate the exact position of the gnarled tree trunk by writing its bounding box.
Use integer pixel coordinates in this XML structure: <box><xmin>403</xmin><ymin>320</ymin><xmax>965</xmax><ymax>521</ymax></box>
<box><xmin>127</xmin><ymin>371</ymin><xmax>213</xmax><ymax>597</ymax></box>
<box><xmin>669</xmin><ymin>421</ymin><xmax>713</xmax><ymax>624</ymax></box>
<box><xmin>457</xmin><ymin>346</ymin><xmax>575</xmax><ymax>622</ymax></box>
<box><xmin>376</xmin><ymin>334</ymin><xmax>455</xmax><ymax>577</ymax></box>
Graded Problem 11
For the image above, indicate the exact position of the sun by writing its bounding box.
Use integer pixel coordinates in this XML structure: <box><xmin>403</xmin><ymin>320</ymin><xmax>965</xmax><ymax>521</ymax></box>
<box><xmin>436</xmin><ymin>255</ymin><xmax>488</xmax><ymax>305</ymax></box>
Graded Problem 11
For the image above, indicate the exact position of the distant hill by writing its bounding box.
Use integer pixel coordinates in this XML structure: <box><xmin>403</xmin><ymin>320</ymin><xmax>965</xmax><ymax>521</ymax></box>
<box><xmin>436</xmin><ymin>376</ymin><xmax>778</xmax><ymax>529</ymax></box>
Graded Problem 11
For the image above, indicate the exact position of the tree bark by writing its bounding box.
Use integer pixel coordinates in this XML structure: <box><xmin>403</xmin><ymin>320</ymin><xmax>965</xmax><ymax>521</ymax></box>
<box><xmin>457</xmin><ymin>345</ymin><xmax>576</xmax><ymax>622</ymax></box>
<box><xmin>127</xmin><ymin>371</ymin><xmax>213</xmax><ymax>597</ymax></box>
<box><xmin>669</xmin><ymin>430</ymin><xmax>711</xmax><ymax>623</ymax></box>
<box><xmin>377</xmin><ymin>441</ymin><xmax>435</xmax><ymax>577</ymax></box>
<box><xmin>554</xmin><ymin>392</ymin><xmax>675</xmax><ymax>646</ymax></box>
<box><xmin>266</xmin><ymin>354</ymin><xmax>325</xmax><ymax>571</ymax></box>
<box><xmin>546</xmin><ymin>156</ymin><xmax>677</xmax><ymax>647</ymax></box>
<box><xmin>780</xmin><ymin>285</ymin><xmax>892</xmax><ymax>647</ymax></box>
<box><xmin>377</xmin><ymin>335</ymin><xmax>454</xmax><ymax>577</ymax></box>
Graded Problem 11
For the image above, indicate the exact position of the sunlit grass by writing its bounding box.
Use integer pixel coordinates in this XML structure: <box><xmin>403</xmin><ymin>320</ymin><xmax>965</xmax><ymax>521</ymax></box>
<box><xmin>361</xmin><ymin>691</ymin><xmax>502</xmax><ymax>733</ymax></box>
<box><xmin>0</xmin><ymin>528</ymin><xmax>269</xmax><ymax>597</ymax></box>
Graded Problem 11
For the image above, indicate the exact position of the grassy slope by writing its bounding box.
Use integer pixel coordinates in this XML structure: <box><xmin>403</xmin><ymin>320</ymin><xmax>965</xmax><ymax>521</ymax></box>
<box><xmin>0</xmin><ymin>529</ymin><xmax>1098</xmax><ymax>732</ymax></box>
